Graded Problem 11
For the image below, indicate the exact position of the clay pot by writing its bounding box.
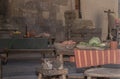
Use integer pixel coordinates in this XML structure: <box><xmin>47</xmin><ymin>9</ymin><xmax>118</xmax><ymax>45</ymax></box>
<box><xmin>110</xmin><ymin>41</ymin><xmax>118</xmax><ymax>49</ymax></box>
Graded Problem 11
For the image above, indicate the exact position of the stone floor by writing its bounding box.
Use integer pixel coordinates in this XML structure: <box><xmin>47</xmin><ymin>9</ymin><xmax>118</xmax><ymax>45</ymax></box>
<box><xmin>2</xmin><ymin>53</ymin><xmax>42</xmax><ymax>79</ymax></box>
<box><xmin>3</xmin><ymin>53</ymin><xmax>120</xmax><ymax>79</ymax></box>
<box><xmin>2</xmin><ymin>53</ymin><xmax>77</xmax><ymax>79</ymax></box>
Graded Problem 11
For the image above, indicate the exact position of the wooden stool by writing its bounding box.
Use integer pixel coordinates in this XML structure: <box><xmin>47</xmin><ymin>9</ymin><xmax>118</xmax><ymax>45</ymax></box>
<box><xmin>37</xmin><ymin>69</ymin><xmax>68</xmax><ymax>79</ymax></box>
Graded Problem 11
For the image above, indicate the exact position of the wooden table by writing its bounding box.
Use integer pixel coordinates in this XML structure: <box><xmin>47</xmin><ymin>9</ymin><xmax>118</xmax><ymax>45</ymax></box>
<box><xmin>84</xmin><ymin>68</ymin><xmax>120</xmax><ymax>79</ymax></box>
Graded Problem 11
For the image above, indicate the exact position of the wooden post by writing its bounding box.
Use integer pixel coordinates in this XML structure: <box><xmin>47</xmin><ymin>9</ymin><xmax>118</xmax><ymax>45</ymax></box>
<box><xmin>78</xmin><ymin>0</ymin><xmax>82</xmax><ymax>18</ymax></box>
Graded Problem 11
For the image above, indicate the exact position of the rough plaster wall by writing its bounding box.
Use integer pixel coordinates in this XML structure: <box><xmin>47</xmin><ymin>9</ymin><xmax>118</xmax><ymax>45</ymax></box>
<box><xmin>81</xmin><ymin>0</ymin><xmax>118</xmax><ymax>41</ymax></box>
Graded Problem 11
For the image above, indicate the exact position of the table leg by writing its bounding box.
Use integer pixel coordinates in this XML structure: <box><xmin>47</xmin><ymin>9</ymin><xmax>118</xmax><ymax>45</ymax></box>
<box><xmin>38</xmin><ymin>74</ymin><xmax>42</xmax><ymax>79</ymax></box>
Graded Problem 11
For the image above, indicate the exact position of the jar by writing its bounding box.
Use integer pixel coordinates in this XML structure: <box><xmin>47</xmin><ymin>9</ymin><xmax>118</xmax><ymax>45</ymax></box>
<box><xmin>110</xmin><ymin>41</ymin><xmax>118</xmax><ymax>49</ymax></box>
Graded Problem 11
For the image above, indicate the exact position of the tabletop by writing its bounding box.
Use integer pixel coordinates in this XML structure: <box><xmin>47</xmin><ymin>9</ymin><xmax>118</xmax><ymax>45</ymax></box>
<box><xmin>84</xmin><ymin>67</ymin><xmax>120</xmax><ymax>78</ymax></box>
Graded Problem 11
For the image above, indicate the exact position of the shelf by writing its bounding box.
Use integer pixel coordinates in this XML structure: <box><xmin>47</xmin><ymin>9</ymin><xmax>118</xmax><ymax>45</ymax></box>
<box><xmin>0</xmin><ymin>28</ymin><xmax>18</xmax><ymax>31</ymax></box>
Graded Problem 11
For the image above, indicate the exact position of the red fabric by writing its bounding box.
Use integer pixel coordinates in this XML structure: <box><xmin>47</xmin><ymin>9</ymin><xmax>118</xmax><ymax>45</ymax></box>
<box><xmin>73</xmin><ymin>48</ymin><xmax>120</xmax><ymax>68</ymax></box>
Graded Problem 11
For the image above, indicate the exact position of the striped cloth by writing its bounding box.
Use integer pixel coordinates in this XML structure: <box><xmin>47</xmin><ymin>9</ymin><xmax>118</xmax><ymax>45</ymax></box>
<box><xmin>72</xmin><ymin>48</ymin><xmax>120</xmax><ymax>68</ymax></box>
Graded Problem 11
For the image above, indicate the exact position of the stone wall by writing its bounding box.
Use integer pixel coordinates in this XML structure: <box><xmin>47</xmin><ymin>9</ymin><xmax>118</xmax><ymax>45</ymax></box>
<box><xmin>4</xmin><ymin>0</ymin><xmax>75</xmax><ymax>41</ymax></box>
<box><xmin>0</xmin><ymin>0</ymin><xmax>8</xmax><ymax>16</ymax></box>
<box><xmin>0</xmin><ymin>0</ymin><xmax>118</xmax><ymax>41</ymax></box>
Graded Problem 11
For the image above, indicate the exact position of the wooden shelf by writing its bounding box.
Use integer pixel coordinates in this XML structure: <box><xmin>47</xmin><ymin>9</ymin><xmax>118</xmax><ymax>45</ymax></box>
<box><xmin>0</xmin><ymin>28</ymin><xmax>18</xmax><ymax>31</ymax></box>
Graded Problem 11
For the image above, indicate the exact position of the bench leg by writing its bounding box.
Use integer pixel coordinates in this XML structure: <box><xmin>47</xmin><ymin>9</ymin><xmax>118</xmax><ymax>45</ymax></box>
<box><xmin>60</xmin><ymin>75</ymin><xmax>66</xmax><ymax>79</ymax></box>
<box><xmin>87</xmin><ymin>76</ymin><xmax>92</xmax><ymax>79</ymax></box>
<box><xmin>38</xmin><ymin>74</ymin><xmax>42</xmax><ymax>79</ymax></box>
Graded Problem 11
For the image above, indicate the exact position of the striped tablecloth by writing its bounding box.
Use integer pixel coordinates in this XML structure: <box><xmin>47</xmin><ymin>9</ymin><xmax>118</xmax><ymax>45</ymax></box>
<box><xmin>72</xmin><ymin>48</ymin><xmax>120</xmax><ymax>68</ymax></box>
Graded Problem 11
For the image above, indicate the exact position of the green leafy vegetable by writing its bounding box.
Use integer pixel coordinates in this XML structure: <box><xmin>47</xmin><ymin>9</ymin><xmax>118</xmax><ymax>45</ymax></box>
<box><xmin>89</xmin><ymin>37</ymin><xmax>101</xmax><ymax>46</ymax></box>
